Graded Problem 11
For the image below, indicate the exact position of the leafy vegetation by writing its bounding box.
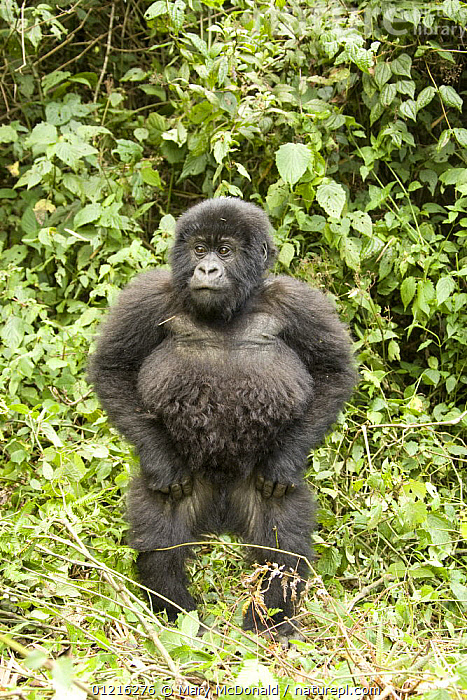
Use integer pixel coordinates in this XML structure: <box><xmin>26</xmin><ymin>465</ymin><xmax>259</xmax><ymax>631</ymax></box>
<box><xmin>1</xmin><ymin>0</ymin><xmax>466</xmax><ymax>696</ymax></box>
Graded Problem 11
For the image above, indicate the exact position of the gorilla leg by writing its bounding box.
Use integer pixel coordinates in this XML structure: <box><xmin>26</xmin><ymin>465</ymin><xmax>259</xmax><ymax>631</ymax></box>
<box><xmin>129</xmin><ymin>475</ymin><xmax>214</xmax><ymax>620</ymax></box>
<box><xmin>230</xmin><ymin>478</ymin><xmax>315</xmax><ymax>636</ymax></box>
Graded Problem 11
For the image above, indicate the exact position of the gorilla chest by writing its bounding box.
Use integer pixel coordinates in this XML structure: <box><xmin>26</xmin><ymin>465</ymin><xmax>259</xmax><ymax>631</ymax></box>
<box><xmin>137</xmin><ymin>312</ymin><xmax>313</xmax><ymax>464</ymax></box>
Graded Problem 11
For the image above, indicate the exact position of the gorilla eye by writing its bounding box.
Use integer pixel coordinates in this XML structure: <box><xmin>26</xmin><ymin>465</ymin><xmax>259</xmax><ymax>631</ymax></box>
<box><xmin>217</xmin><ymin>245</ymin><xmax>231</xmax><ymax>257</ymax></box>
<box><xmin>194</xmin><ymin>245</ymin><xmax>207</xmax><ymax>256</ymax></box>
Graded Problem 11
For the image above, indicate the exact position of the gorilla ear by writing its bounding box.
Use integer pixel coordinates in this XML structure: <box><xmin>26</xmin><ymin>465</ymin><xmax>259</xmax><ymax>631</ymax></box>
<box><xmin>263</xmin><ymin>240</ymin><xmax>277</xmax><ymax>268</ymax></box>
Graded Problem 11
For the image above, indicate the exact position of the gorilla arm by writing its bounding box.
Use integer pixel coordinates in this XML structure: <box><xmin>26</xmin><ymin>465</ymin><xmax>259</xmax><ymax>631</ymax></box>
<box><xmin>260</xmin><ymin>277</ymin><xmax>356</xmax><ymax>487</ymax></box>
<box><xmin>88</xmin><ymin>270</ymin><xmax>188</xmax><ymax>493</ymax></box>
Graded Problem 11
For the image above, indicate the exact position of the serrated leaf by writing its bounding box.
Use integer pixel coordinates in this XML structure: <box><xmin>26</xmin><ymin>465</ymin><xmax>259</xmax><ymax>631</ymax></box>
<box><xmin>74</xmin><ymin>204</ymin><xmax>102</xmax><ymax>228</ymax></box>
<box><xmin>391</xmin><ymin>53</ymin><xmax>412</xmax><ymax>77</ymax></box>
<box><xmin>417</xmin><ymin>279</ymin><xmax>434</xmax><ymax>316</ymax></box>
<box><xmin>0</xmin><ymin>125</ymin><xmax>18</xmax><ymax>143</ymax></box>
<box><xmin>1</xmin><ymin>316</ymin><xmax>25</xmax><ymax>349</ymax></box>
<box><xmin>169</xmin><ymin>0</ymin><xmax>185</xmax><ymax>30</ymax></box>
<box><xmin>275</xmin><ymin>143</ymin><xmax>311</xmax><ymax>186</ymax></box>
<box><xmin>42</xmin><ymin>70</ymin><xmax>71</xmax><ymax>93</ymax></box>
<box><xmin>380</xmin><ymin>82</ymin><xmax>396</xmax><ymax>107</ymax></box>
<box><xmin>185</xmin><ymin>32</ymin><xmax>208</xmax><ymax>57</ymax></box>
<box><xmin>278</xmin><ymin>241</ymin><xmax>295</xmax><ymax>267</ymax></box>
<box><xmin>453</xmin><ymin>128</ymin><xmax>467</xmax><ymax>148</ymax></box>
<box><xmin>374</xmin><ymin>62</ymin><xmax>391</xmax><ymax>88</ymax></box>
<box><xmin>436</xmin><ymin>276</ymin><xmax>455</xmax><ymax>305</ymax></box>
<box><xmin>348</xmin><ymin>210</ymin><xmax>373</xmax><ymax>236</ymax></box>
<box><xmin>439</xmin><ymin>84</ymin><xmax>463</xmax><ymax>111</ymax></box>
<box><xmin>141</xmin><ymin>166</ymin><xmax>162</xmax><ymax>187</ymax></box>
<box><xmin>340</xmin><ymin>236</ymin><xmax>361</xmax><ymax>270</ymax></box>
<box><xmin>400</xmin><ymin>276</ymin><xmax>416</xmax><ymax>309</ymax></box>
<box><xmin>316</xmin><ymin>179</ymin><xmax>346</xmax><ymax>218</ymax></box>
<box><xmin>416</xmin><ymin>86</ymin><xmax>436</xmax><ymax>110</ymax></box>
<box><xmin>144</xmin><ymin>0</ymin><xmax>168</xmax><ymax>19</ymax></box>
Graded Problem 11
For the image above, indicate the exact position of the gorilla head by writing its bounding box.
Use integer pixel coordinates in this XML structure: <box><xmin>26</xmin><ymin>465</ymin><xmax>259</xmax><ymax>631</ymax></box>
<box><xmin>170</xmin><ymin>198</ymin><xmax>277</xmax><ymax>319</ymax></box>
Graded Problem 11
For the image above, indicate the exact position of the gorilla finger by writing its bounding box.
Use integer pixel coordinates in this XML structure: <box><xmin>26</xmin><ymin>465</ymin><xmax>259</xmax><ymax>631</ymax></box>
<box><xmin>170</xmin><ymin>483</ymin><xmax>183</xmax><ymax>500</ymax></box>
<box><xmin>272</xmin><ymin>483</ymin><xmax>287</xmax><ymax>498</ymax></box>
<box><xmin>181</xmin><ymin>478</ymin><xmax>193</xmax><ymax>496</ymax></box>
<box><xmin>255</xmin><ymin>474</ymin><xmax>265</xmax><ymax>491</ymax></box>
<box><xmin>159</xmin><ymin>486</ymin><xmax>170</xmax><ymax>494</ymax></box>
<box><xmin>261</xmin><ymin>479</ymin><xmax>274</xmax><ymax>499</ymax></box>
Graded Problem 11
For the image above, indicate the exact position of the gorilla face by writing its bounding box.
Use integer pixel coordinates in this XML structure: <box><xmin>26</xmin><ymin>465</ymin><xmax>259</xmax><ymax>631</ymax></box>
<box><xmin>170</xmin><ymin>198</ymin><xmax>277</xmax><ymax>319</ymax></box>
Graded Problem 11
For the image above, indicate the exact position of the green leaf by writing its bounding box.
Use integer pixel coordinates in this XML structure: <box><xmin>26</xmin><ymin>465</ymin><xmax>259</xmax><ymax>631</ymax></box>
<box><xmin>416</xmin><ymin>279</ymin><xmax>435</xmax><ymax>316</ymax></box>
<box><xmin>348</xmin><ymin>211</ymin><xmax>372</xmax><ymax>236</ymax></box>
<box><xmin>278</xmin><ymin>241</ymin><xmax>295</xmax><ymax>267</ymax></box>
<box><xmin>74</xmin><ymin>204</ymin><xmax>102</xmax><ymax>228</ymax></box>
<box><xmin>316</xmin><ymin>179</ymin><xmax>346</xmax><ymax>218</ymax></box>
<box><xmin>439</xmin><ymin>85</ymin><xmax>463</xmax><ymax>111</ymax></box>
<box><xmin>42</xmin><ymin>70</ymin><xmax>71</xmax><ymax>93</ymax></box>
<box><xmin>0</xmin><ymin>124</ymin><xmax>18</xmax><ymax>143</ymax></box>
<box><xmin>374</xmin><ymin>62</ymin><xmax>391</xmax><ymax>88</ymax></box>
<box><xmin>453</xmin><ymin>128</ymin><xmax>467</xmax><ymax>148</ymax></box>
<box><xmin>144</xmin><ymin>0</ymin><xmax>168</xmax><ymax>19</ymax></box>
<box><xmin>400</xmin><ymin>276</ymin><xmax>416</xmax><ymax>309</ymax></box>
<box><xmin>380</xmin><ymin>82</ymin><xmax>397</xmax><ymax>107</ymax></box>
<box><xmin>141</xmin><ymin>166</ymin><xmax>162</xmax><ymax>187</ymax></box>
<box><xmin>275</xmin><ymin>143</ymin><xmax>312</xmax><ymax>186</ymax></box>
<box><xmin>399</xmin><ymin>100</ymin><xmax>417</xmax><ymax>121</ymax></box>
<box><xmin>1</xmin><ymin>316</ymin><xmax>25</xmax><ymax>349</ymax></box>
<box><xmin>121</xmin><ymin>67</ymin><xmax>147</xmax><ymax>82</ymax></box>
<box><xmin>340</xmin><ymin>236</ymin><xmax>361</xmax><ymax>270</ymax></box>
<box><xmin>416</xmin><ymin>86</ymin><xmax>436</xmax><ymax>110</ymax></box>
<box><xmin>391</xmin><ymin>53</ymin><xmax>412</xmax><ymax>77</ymax></box>
<box><xmin>436</xmin><ymin>276</ymin><xmax>455</xmax><ymax>305</ymax></box>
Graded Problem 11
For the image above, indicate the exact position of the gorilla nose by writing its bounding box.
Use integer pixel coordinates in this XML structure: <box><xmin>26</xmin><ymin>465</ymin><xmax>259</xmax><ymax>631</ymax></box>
<box><xmin>198</xmin><ymin>260</ymin><xmax>222</xmax><ymax>278</ymax></box>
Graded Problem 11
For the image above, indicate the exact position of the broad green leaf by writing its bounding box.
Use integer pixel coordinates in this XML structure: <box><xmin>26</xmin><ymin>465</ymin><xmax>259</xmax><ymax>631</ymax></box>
<box><xmin>453</xmin><ymin>128</ymin><xmax>467</xmax><ymax>148</ymax></box>
<box><xmin>1</xmin><ymin>316</ymin><xmax>25</xmax><ymax>349</ymax></box>
<box><xmin>144</xmin><ymin>0</ymin><xmax>168</xmax><ymax>19</ymax></box>
<box><xmin>121</xmin><ymin>67</ymin><xmax>147</xmax><ymax>81</ymax></box>
<box><xmin>42</xmin><ymin>70</ymin><xmax>71</xmax><ymax>93</ymax></box>
<box><xmin>439</xmin><ymin>84</ymin><xmax>463</xmax><ymax>111</ymax></box>
<box><xmin>0</xmin><ymin>124</ymin><xmax>18</xmax><ymax>143</ymax></box>
<box><xmin>395</xmin><ymin>80</ymin><xmax>415</xmax><ymax>98</ymax></box>
<box><xmin>391</xmin><ymin>53</ymin><xmax>412</xmax><ymax>77</ymax></box>
<box><xmin>380</xmin><ymin>82</ymin><xmax>396</xmax><ymax>107</ymax></box>
<box><xmin>348</xmin><ymin>211</ymin><xmax>372</xmax><ymax>236</ymax></box>
<box><xmin>74</xmin><ymin>204</ymin><xmax>102</xmax><ymax>228</ymax></box>
<box><xmin>400</xmin><ymin>276</ymin><xmax>416</xmax><ymax>308</ymax></box>
<box><xmin>278</xmin><ymin>242</ymin><xmax>295</xmax><ymax>267</ymax></box>
<box><xmin>374</xmin><ymin>62</ymin><xmax>391</xmax><ymax>88</ymax></box>
<box><xmin>316</xmin><ymin>179</ymin><xmax>346</xmax><ymax>218</ymax></box>
<box><xmin>340</xmin><ymin>236</ymin><xmax>361</xmax><ymax>270</ymax></box>
<box><xmin>275</xmin><ymin>143</ymin><xmax>312</xmax><ymax>186</ymax></box>
<box><xmin>416</xmin><ymin>279</ymin><xmax>434</xmax><ymax>316</ymax></box>
<box><xmin>399</xmin><ymin>100</ymin><xmax>417</xmax><ymax>121</ymax></box>
<box><xmin>436</xmin><ymin>276</ymin><xmax>455</xmax><ymax>305</ymax></box>
<box><xmin>141</xmin><ymin>166</ymin><xmax>162</xmax><ymax>187</ymax></box>
<box><xmin>416</xmin><ymin>86</ymin><xmax>436</xmax><ymax>110</ymax></box>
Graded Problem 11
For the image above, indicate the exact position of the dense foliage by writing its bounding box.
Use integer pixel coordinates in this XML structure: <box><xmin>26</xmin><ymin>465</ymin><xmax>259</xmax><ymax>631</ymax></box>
<box><xmin>1</xmin><ymin>0</ymin><xmax>466</xmax><ymax>696</ymax></box>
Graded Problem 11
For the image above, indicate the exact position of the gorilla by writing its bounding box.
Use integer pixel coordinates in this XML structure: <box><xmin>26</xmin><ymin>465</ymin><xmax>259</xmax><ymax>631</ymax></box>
<box><xmin>89</xmin><ymin>197</ymin><xmax>356</xmax><ymax>637</ymax></box>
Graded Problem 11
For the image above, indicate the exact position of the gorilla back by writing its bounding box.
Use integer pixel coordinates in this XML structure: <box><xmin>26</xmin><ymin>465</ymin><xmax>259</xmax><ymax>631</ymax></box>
<box><xmin>89</xmin><ymin>197</ymin><xmax>356</xmax><ymax>637</ymax></box>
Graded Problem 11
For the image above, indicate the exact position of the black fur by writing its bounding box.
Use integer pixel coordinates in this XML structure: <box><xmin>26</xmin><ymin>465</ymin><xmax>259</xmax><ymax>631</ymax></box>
<box><xmin>88</xmin><ymin>197</ymin><xmax>356</xmax><ymax>636</ymax></box>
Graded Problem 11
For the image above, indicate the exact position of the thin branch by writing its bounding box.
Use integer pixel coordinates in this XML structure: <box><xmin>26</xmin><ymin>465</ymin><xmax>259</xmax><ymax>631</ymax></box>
<box><xmin>94</xmin><ymin>3</ymin><xmax>115</xmax><ymax>102</ymax></box>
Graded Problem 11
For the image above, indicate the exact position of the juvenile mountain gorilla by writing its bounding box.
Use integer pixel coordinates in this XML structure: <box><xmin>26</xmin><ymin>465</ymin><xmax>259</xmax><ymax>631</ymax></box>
<box><xmin>89</xmin><ymin>198</ymin><xmax>355</xmax><ymax>637</ymax></box>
